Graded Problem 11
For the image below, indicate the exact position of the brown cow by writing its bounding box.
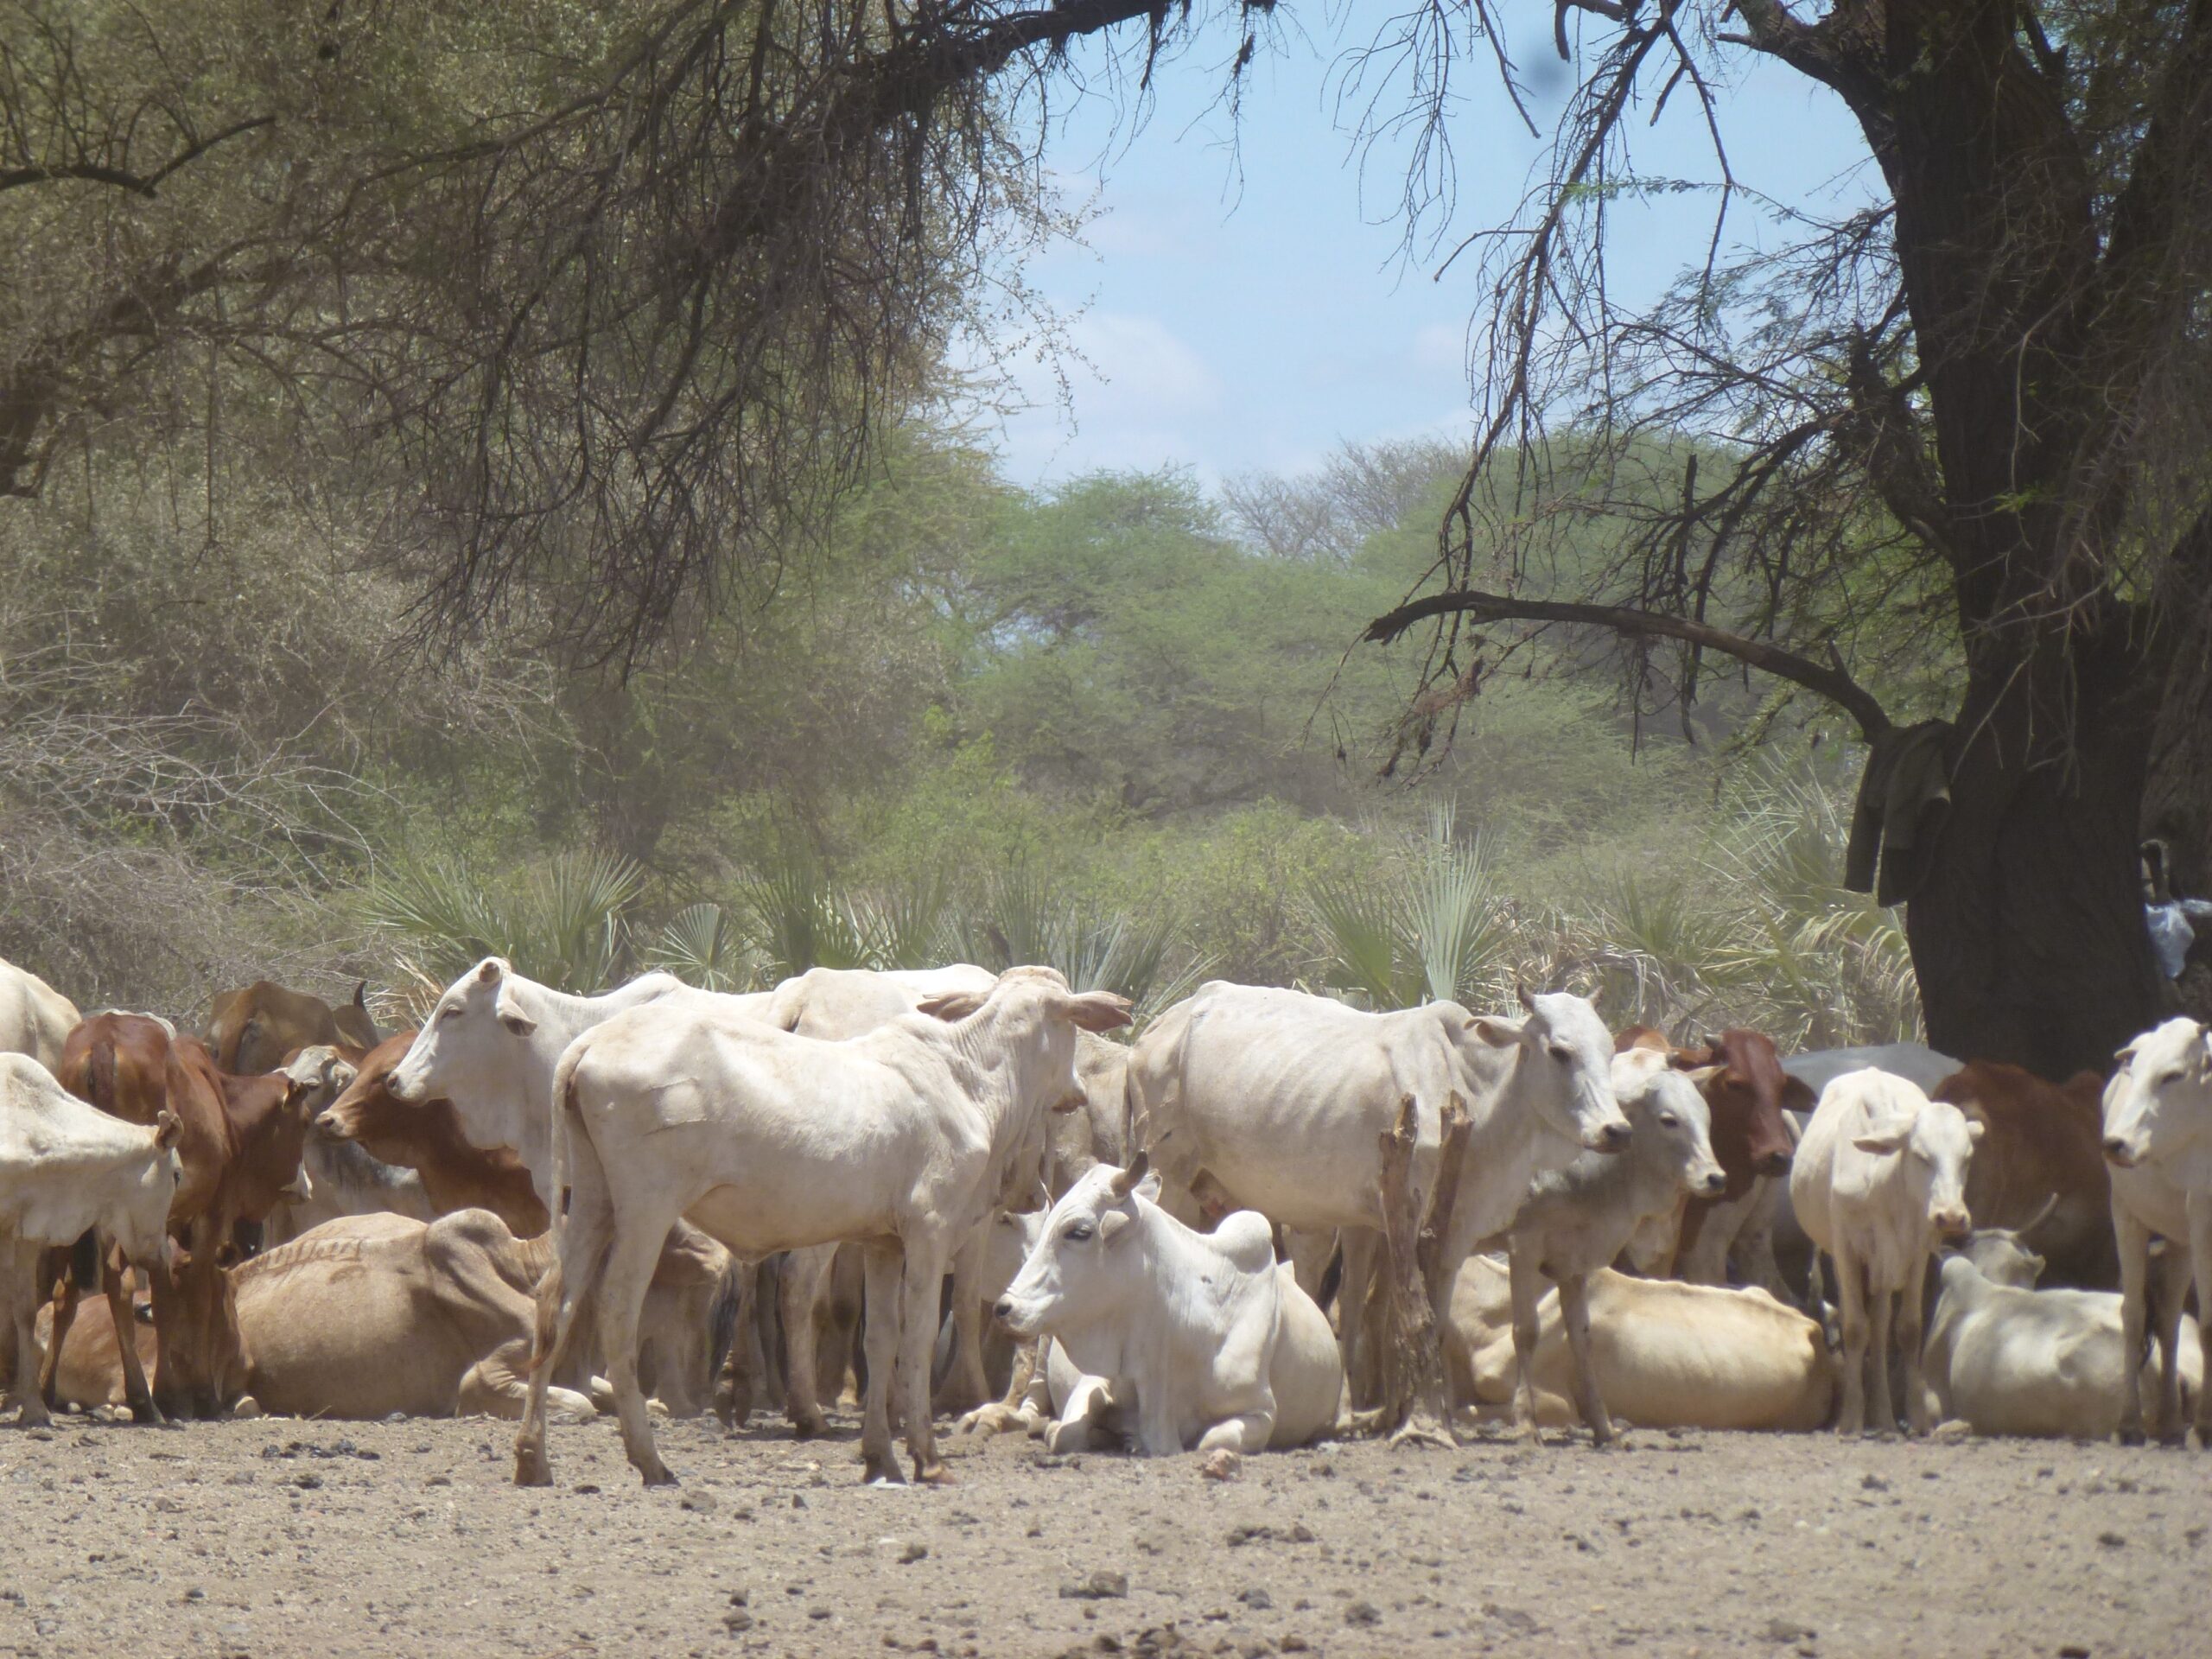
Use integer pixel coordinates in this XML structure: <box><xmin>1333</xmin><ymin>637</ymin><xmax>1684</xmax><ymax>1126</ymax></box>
<box><xmin>1929</xmin><ymin>1060</ymin><xmax>2117</xmax><ymax>1288</ymax></box>
<box><xmin>1615</xmin><ymin>1027</ymin><xmax>1808</xmax><ymax>1287</ymax></box>
<box><xmin>206</xmin><ymin>981</ymin><xmax>379</xmax><ymax>1077</ymax></box>
<box><xmin>53</xmin><ymin>1014</ymin><xmax>317</xmax><ymax>1417</ymax></box>
<box><xmin>313</xmin><ymin>1031</ymin><xmax>549</xmax><ymax>1236</ymax></box>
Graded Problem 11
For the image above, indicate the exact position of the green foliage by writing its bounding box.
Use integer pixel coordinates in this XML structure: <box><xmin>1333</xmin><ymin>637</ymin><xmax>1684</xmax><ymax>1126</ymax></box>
<box><xmin>360</xmin><ymin>849</ymin><xmax>644</xmax><ymax>999</ymax></box>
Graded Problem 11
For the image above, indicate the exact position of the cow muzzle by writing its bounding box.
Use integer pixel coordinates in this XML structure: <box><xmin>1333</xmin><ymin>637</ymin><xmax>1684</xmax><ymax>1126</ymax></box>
<box><xmin>1586</xmin><ymin>1120</ymin><xmax>1633</xmax><ymax>1154</ymax></box>
<box><xmin>1697</xmin><ymin>1169</ymin><xmax>1728</xmax><ymax>1197</ymax></box>
<box><xmin>1755</xmin><ymin>1149</ymin><xmax>1793</xmax><ymax>1177</ymax></box>
<box><xmin>1934</xmin><ymin>1208</ymin><xmax>1971</xmax><ymax>1243</ymax></box>
<box><xmin>2101</xmin><ymin>1135</ymin><xmax>2139</xmax><ymax>1169</ymax></box>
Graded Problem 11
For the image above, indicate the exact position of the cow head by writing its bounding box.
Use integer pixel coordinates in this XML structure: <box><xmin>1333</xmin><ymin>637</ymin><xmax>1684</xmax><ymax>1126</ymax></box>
<box><xmin>981</xmin><ymin>1205</ymin><xmax>1052</xmax><ymax>1313</ymax></box>
<box><xmin>315</xmin><ymin>1029</ymin><xmax>418</xmax><ymax>1147</ymax></box>
<box><xmin>1677</xmin><ymin>1029</ymin><xmax>1804</xmax><ymax>1180</ymax></box>
<box><xmin>113</xmin><ymin>1112</ymin><xmax>186</xmax><ymax>1274</ymax></box>
<box><xmin>1851</xmin><ymin>1084</ymin><xmax>1982</xmax><ymax>1243</ymax></box>
<box><xmin>1956</xmin><ymin>1200</ymin><xmax>2054</xmax><ymax>1289</ymax></box>
<box><xmin>2102</xmin><ymin>1017</ymin><xmax>2212</xmax><ymax>1179</ymax></box>
<box><xmin>995</xmin><ymin>1153</ymin><xmax>1160</xmax><ymax>1341</ymax></box>
<box><xmin>1612</xmin><ymin>1054</ymin><xmax>1727</xmax><ymax>1198</ymax></box>
<box><xmin>386</xmin><ymin>957</ymin><xmax>537</xmax><ymax>1106</ymax></box>
<box><xmin>918</xmin><ymin>968</ymin><xmax>1133</xmax><ymax>1133</ymax></box>
<box><xmin>1462</xmin><ymin>987</ymin><xmax>1630</xmax><ymax>1154</ymax></box>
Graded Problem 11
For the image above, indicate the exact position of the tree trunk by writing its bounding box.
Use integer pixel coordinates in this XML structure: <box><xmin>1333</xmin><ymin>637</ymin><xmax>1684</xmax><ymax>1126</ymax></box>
<box><xmin>1904</xmin><ymin>614</ymin><xmax>2168</xmax><ymax>1077</ymax></box>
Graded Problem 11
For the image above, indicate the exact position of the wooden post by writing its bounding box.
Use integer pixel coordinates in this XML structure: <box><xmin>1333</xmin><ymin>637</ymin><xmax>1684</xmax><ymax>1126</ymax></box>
<box><xmin>1373</xmin><ymin>1093</ymin><xmax>1462</xmax><ymax>1446</ymax></box>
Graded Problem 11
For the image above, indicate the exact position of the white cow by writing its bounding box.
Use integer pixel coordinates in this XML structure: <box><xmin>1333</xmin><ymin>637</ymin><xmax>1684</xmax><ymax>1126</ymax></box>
<box><xmin>2100</xmin><ymin>1016</ymin><xmax>2212</xmax><ymax>1446</ymax></box>
<box><xmin>1500</xmin><ymin>1052</ymin><xmax>1727</xmax><ymax>1442</ymax></box>
<box><xmin>0</xmin><ymin>1053</ymin><xmax>182</xmax><ymax>1424</ymax></box>
<box><xmin>513</xmin><ymin>967</ymin><xmax>1131</xmax><ymax>1488</ymax></box>
<box><xmin>1782</xmin><ymin>1042</ymin><xmax>1963</xmax><ymax>1099</ymax></box>
<box><xmin>0</xmin><ymin>957</ymin><xmax>79</xmax><ymax>1077</ymax></box>
<box><xmin>1790</xmin><ymin>1068</ymin><xmax>1980</xmax><ymax>1436</ymax></box>
<box><xmin>995</xmin><ymin>1155</ymin><xmax>1341</xmax><ymax>1454</ymax></box>
<box><xmin>384</xmin><ymin>958</ymin><xmax>689</xmax><ymax>1203</ymax></box>
<box><xmin>1447</xmin><ymin>1255</ymin><xmax>1835</xmax><ymax>1432</ymax></box>
<box><xmin>1927</xmin><ymin>1223</ymin><xmax>2203</xmax><ymax>1440</ymax></box>
<box><xmin>1128</xmin><ymin>982</ymin><xmax>1629</xmax><ymax>1406</ymax></box>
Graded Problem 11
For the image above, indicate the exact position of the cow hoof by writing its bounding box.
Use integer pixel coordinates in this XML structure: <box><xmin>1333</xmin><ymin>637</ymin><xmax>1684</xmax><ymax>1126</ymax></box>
<box><xmin>915</xmin><ymin>1461</ymin><xmax>955</xmax><ymax>1486</ymax></box>
<box><xmin>2114</xmin><ymin>1426</ymin><xmax>2145</xmax><ymax>1446</ymax></box>
<box><xmin>861</xmin><ymin>1452</ymin><xmax>906</xmax><ymax>1486</ymax></box>
<box><xmin>514</xmin><ymin>1448</ymin><xmax>554</xmax><ymax>1488</ymax></box>
<box><xmin>128</xmin><ymin>1402</ymin><xmax>166</xmax><ymax>1427</ymax></box>
<box><xmin>639</xmin><ymin>1465</ymin><xmax>678</xmax><ymax>1489</ymax></box>
<box><xmin>791</xmin><ymin>1414</ymin><xmax>830</xmax><ymax>1441</ymax></box>
<box><xmin>1386</xmin><ymin>1423</ymin><xmax>1456</xmax><ymax>1452</ymax></box>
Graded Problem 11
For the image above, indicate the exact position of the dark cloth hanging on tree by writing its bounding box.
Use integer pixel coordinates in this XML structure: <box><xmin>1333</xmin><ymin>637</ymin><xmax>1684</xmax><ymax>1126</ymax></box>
<box><xmin>1844</xmin><ymin>721</ymin><xmax>1955</xmax><ymax>906</ymax></box>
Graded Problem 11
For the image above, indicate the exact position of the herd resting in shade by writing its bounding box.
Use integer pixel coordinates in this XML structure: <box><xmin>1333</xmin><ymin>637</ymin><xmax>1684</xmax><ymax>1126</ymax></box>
<box><xmin>1</xmin><ymin>947</ymin><xmax>2209</xmax><ymax>1489</ymax></box>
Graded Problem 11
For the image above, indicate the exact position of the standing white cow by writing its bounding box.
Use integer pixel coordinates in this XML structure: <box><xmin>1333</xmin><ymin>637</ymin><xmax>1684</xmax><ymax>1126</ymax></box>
<box><xmin>0</xmin><ymin>1053</ymin><xmax>182</xmax><ymax>1424</ymax></box>
<box><xmin>385</xmin><ymin>958</ymin><xmax>687</xmax><ymax>1202</ymax></box>
<box><xmin>1500</xmin><ymin>1052</ymin><xmax>1727</xmax><ymax>1443</ymax></box>
<box><xmin>1790</xmin><ymin>1068</ymin><xmax>1981</xmax><ymax>1436</ymax></box>
<box><xmin>0</xmin><ymin>957</ymin><xmax>79</xmax><ymax>1077</ymax></box>
<box><xmin>995</xmin><ymin>1154</ymin><xmax>1342</xmax><ymax>1454</ymax></box>
<box><xmin>1127</xmin><ymin>982</ymin><xmax>1628</xmax><ymax>1418</ymax></box>
<box><xmin>513</xmin><ymin>967</ymin><xmax>1130</xmax><ymax>1488</ymax></box>
<box><xmin>2101</xmin><ymin>1016</ymin><xmax>2212</xmax><ymax>1446</ymax></box>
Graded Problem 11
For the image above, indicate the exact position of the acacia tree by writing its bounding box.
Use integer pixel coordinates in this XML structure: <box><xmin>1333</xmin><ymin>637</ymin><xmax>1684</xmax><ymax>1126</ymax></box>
<box><xmin>1360</xmin><ymin>0</ymin><xmax>2212</xmax><ymax>1077</ymax></box>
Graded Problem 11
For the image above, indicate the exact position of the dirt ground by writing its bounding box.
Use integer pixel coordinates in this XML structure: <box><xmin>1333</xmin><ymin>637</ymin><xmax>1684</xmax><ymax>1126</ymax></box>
<box><xmin>0</xmin><ymin>1405</ymin><xmax>2202</xmax><ymax>1659</ymax></box>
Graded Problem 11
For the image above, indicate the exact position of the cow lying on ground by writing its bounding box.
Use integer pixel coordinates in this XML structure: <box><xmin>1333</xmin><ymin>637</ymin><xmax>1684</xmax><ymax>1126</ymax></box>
<box><xmin>1924</xmin><ymin>1218</ymin><xmax>2203</xmax><ymax>1440</ymax></box>
<box><xmin>46</xmin><ymin>1209</ymin><xmax>734</xmax><ymax>1421</ymax></box>
<box><xmin>1498</xmin><ymin>1050</ymin><xmax>1726</xmax><ymax>1443</ymax></box>
<box><xmin>994</xmin><ymin>1154</ymin><xmax>1341</xmax><ymax>1454</ymax></box>
<box><xmin>1446</xmin><ymin>1254</ymin><xmax>1834</xmax><ymax>1431</ymax></box>
<box><xmin>0</xmin><ymin>1053</ymin><xmax>181</xmax><ymax>1425</ymax></box>
<box><xmin>1791</xmin><ymin>1068</ymin><xmax>1980</xmax><ymax>1436</ymax></box>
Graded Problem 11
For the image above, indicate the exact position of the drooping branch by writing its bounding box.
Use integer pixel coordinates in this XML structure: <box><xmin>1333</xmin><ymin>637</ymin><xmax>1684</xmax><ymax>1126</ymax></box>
<box><xmin>1363</xmin><ymin>589</ymin><xmax>1893</xmax><ymax>741</ymax></box>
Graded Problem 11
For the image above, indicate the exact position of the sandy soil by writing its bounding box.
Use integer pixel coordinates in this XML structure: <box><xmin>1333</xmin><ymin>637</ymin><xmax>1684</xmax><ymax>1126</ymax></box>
<box><xmin>0</xmin><ymin>1407</ymin><xmax>2202</xmax><ymax>1658</ymax></box>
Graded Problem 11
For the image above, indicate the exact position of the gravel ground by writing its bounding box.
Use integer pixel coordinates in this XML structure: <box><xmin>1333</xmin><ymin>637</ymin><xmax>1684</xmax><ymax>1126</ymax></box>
<box><xmin>0</xmin><ymin>1408</ymin><xmax>2202</xmax><ymax>1658</ymax></box>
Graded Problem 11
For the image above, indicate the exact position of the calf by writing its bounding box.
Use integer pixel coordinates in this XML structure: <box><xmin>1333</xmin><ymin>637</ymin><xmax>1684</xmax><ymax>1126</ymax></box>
<box><xmin>1925</xmin><ymin>1219</ymin><xmax>2203</xmax><ymax>1440</ymax></box>
<box><xmin>0</xmin><ymin>1053</ymin><xmax>181</xmax><ymax>1424</ymax></box>
<box><xmin>995</xmin><ymin>1154</ymin><xmax>1341</xmax><ymax>1454</ymax></box>
<box><xmin>1447</xmin><ymin>1255</ymin><xmax>1834</xmax><ymax>1432</ymax></box>
<box><xmin>1790</xmin><ymin>1068</ymin><xmax>1981</xmax><ymax>1436</ymax></box>
<box><xmin>1929</xmin><ymin>1060</ymin><xmax>2116</xmax><ymax>1287</ymax></box>
<box><xmin>2099</xmin><ymin>1017</ymin><xmax>2212</xmax><ymax>1445</ymax></box>
<box><xmin>314</xmin><ymin>1029</ymin><xmax>549</xmax><ymax>1236</ymax></box>
<box><xmin>1500</xmin><ymin>1051</ymin><xmax>1727</xmax><ymax>1442</ymax></box>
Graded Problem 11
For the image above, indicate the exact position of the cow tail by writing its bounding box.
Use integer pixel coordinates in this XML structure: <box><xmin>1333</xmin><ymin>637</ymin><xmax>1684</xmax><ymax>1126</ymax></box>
<box><xmin>550</xmin><ymin>1044</ymin><xmax>582</xmax><ymax>1247</ymax></box>
<box><xmin>86</xmin><ymin>1039</ymin><xmax>118</xmax><ymax>1114</ymax></box>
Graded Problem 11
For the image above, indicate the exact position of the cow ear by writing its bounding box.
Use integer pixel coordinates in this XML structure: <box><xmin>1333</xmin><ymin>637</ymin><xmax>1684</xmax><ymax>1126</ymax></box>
<box><xmin>1469</xmin><ymin>1016</ymin><xmax>1524</xmax><ymax>1047</ymax></box>
<box><xmin>1780</xmin><ymin>1076</ymin><xmax>1818</xmax><ymax>1115</ymax></box>
<box><xmin>1680</xmin><ymin>1064</ymin><xmax>1725</xmax><ymax>1090</ymax></box>
<box><xmin>476</xmin><ymin>958</ymin><xmax>505</xmax><ymax>984</ymax></box>
<box><xmin>1099</xmin><ymin>1210</ymin><xmax>1133</xmax><ymax>1246</ymax></box>
<box><xmin>1136</xmin><ymin>1170</ymin><xmax>1162</xmax><ymax>1203</ymax></box>
<box><xmin>153</xmin><ymin>1110</ymin><xmax>181</xmax><ymax>1150</ymax></box>
<box><xmin>1853</xmin><ymin>1119</ymin><xmax>1911</xmax><ymax>1154</ymax></box>
<box><xmin>1065</xmin><ymin>990</ymin><xmax>1134</xmax><ymax>1033</ymax></box>
<box><xmin>1967</xmin><ymin>1118</ymin><xmax>1986</xmax><ymax>1141</ymax></box>
<box><xmin>493</xmin><ymin>987</ymin><xmax>537</xmax><ymax>1037</ymax></box>
<box><xmin>918</xmin><ymin>990</ymin><xmax>988</xmax><ymax>1022</ymax></box>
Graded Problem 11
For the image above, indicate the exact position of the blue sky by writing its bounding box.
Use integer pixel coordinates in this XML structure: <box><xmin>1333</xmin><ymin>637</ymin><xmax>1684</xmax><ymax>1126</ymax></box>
<box><xmin>976</xmin><ymin>16</ymin><xmax>1876</xmax><ymax>489</ymax></box>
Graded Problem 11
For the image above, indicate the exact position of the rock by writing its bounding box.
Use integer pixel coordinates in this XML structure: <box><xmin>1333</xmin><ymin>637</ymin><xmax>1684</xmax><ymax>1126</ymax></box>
<box><xmin>723</xmin><ymin>1611</ymin><xmax>755</xmax><ymax>1634</ymax></box>
<box><xmin>1236</xmin><ymin>1589</ymin><xmax>1272</xmax><ymax>1611</ymax></box>
<box><xmin>679</xmin><ymin>1491</ymin><xmax>717</xmax><ymax>1514</ymax></box>
<box><xmin>1858</xmin><ymin>1473</ymin><xmax>1888</xmax><ymax>1492</ymax></box>
<box><xmin>1344</xmin><ymin>1599</ymin><xmax>1382</xmax><ymax>1627</ymax></box>
<box><xmin>1287</xmin><ymin>1522</ymin><xmax>1316</xmax><ymax>1544</ymax></box>
<box><xmin>1764</xmin><ymin>1617</ymin><xmax>1817</xmax><ymax>1643</ymax></box>
<box><xmin>2097</xmin><ymin>1532</ymin><xmax>2126</xmax><ymax>1549</ymax></box>
<box><xmin>900</xmin><ymin>1541</ymin><xmax>929</xmax><ymax>1564</ymax></box>
<box><xmin>1199</xmin><ymin>1449</ymin><xmax>1240</xmax><ymax>1482</ymax></box>
<box><xmin>1060</xmin><ymin>1572</ymin><xmax>1130</xmax><ymax>1601</ymax></box>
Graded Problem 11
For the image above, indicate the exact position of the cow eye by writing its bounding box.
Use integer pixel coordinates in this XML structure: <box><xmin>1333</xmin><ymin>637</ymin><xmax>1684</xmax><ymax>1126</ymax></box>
<box><xmin>1548</xmin><ymin>1042</ymin><xmax>1572</xmax><ymax>1063</ymax></box>
<box><xmin>439</xmin><ymin>1005</ymin><xmax>461</xmax><ymax>1022</ymax></box>
<box><xmin>1064</xmin><ymin>1222</ymin><xmax>1094</xmax><ymax>1243</ymax></box>
<box><xmin>1658</xmin><ymin>1112</ymin><xmax>1679</xmax><ymax>1129</ymax></box>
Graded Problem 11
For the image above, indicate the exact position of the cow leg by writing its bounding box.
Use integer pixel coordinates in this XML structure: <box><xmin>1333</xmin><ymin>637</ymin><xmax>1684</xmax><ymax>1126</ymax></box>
<box><xmin>594</xmin><ymin>1227</ymin><xmax>678</xmax><ymax>1487</ymax></box>
<box><xmin>960</xmin><ymin>1337</ymin><xmax>1046</xmax><ymax>1438</ymax></box>
<box><xmin>1866</xmin><ymin>1280</ymin><xmax>1897</xmax><ymax>1438</ymax></box>
<box><xmin>1506</xmin><ymin>1244</ymin><xmax>1547</xmax><ymax>1440</ymax></box>
<box><xmin>2114</xmin><ymin>1205</ymin><xmax>2155</xmax><ymax>1444</ymax></box>
<box><xmin>1332</xmin><ymin>1230</ymin><xmax>1380</xmax><ymax>1419</ymax></box>
<box><xmin>779</xmin><ymin>1244</ymin><xmax>835</xmax><ymax>1439</ymax></box>
<box><xmin>1832</xmin><ymin>1246</ymin><xmax>1868</xmax><ymax>1437</ymax></box>
<box><xmin>2151</xmin><ymin>1245</ymin><xmax>2192</xmax><ymax>1445</ymax></box>
<box><xmin>1044</xmin><ymin>1371</ymin><xmax>1116</xmax><ymax>1454</ymax></box>
<box><xmin>513</xmin><ymin>1189</ymin><xmax>615</xmax><ymax>1487</ymax></box>
<box><xmin>931</xmin><ymin>1226</ymin><xmax>990</xmax><ymax>1417</ymax></box>
<box><xmin>4</xmin><ymin>1243</ymin><xmax>48</xmax><ymax>1427</ymax></box>
<box><xmin>35</xmin><ymin>1239</ymin><xmax>83</xmax><ymax>1414</ymax></box>
<box><xmin>858</xmin><ymin>1241</ymin><xmax>905</xmax><ymax>1484</ymax></box>
<box><xmin>897</xmin><ymin>1234</ymin><xmax>952</xmax><ymax>1484</ymax></box>
<box><xmin>1897</xmin><ymin>1255</ymin><xmax>1932</xmax><ymax>1438</ymax></box>
<box><xmin>1557</xmin><ymin>1273</ymin><xmax>1613</xmax><ymax>1446</ymax></box>
<box><xmin>2190</xmin><ymin>1196</ymin><xmax>2212</xmax><ymax>1450</ymax></box>
<box><xmin>712</xmin><ymin>1261</ymin><xmax>757</xmax><ymax>1429</ymax></box>
<box><xmin>103</xmin><ymin>1260</ymin><xmax>162</xmax><ymax>1426</ymax></box>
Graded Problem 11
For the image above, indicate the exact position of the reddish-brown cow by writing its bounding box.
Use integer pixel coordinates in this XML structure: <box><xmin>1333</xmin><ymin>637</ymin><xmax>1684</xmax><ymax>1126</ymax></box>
<box><xmin>207</xmin><ymin>981</ymin><xmax>378</xmax><ymax>1077</ymax></box>
<box><xmin>314</xmin><ymin>1031</ymin><xmax>550</xmax><ymax>1237</ymax></box>
<box><xmin>1615</xmin><ymin>1026</ymin><xmax>1807</xmax><ymax>1277</ymax></box>
<box><xmin>1929</xmin><ymin>1061</ymin><xmax>2117</xmax><ymax>1288</ymax></box>
<box><xmin>53</xmin><ymin>1014</ymin><xmax>316</xmax><ymax>1416</ymax></box>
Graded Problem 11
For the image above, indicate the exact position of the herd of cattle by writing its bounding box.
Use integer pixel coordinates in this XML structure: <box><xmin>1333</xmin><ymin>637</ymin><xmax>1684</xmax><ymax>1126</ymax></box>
<box><xmin>0</xmin><ymin>949</ymin><xmax>2209</xmax><ymax>1491</ymax></box>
